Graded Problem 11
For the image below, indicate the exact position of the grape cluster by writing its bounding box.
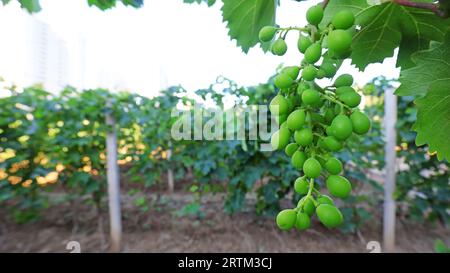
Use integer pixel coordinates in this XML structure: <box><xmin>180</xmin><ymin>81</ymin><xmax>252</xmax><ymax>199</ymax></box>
<box><xmin>259</xmin><ymin>5</ymin><xmax>371</xmax><ymax>231</ymax></box>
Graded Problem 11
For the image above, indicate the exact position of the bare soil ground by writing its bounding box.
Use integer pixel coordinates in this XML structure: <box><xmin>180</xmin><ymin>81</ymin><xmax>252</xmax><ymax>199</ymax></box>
<box><xmin>0</xmin><ymin>190</ymin><xmax>448</xmax><ymax>253</ymax></box>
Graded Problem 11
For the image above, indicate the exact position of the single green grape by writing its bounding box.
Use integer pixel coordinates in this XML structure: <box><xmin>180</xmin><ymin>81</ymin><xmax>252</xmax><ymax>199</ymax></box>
<box><xmin>269</xmin><ymin>94</ymin><xmax>289</xmax><ymax>116</ymax></box>
<box><xmin>270</xmin><ymin>127</ymin><xmax>291</xmax><ymax>150</ymax></box>
<box><xmin>339</xmin><ymin>91</ymin><xmax>361</xmax><ymax>108</ymax></box>
<box><xmin>350</xmin><ymin>111</ymin><xmax>371</xmax><ymax>135</ymax></box>
<box><xmin>259</xmin><ymin>26</ymin><xmax>277</xmax><ymax>42</ymax></box>
<box><xmin>306</xmin><ymin>5</ymin><xmax>324</xmax><ymax>25</ymax></box>
<box><xmin>283</xmin><ymin>66</ymin><xmax>300</xmax><ymax>81</ymax></box>
<box><xmin>276</xmin><ymin>209</ymin><xmax>297</xmax><ymax>230</ymax></box>
<box><xmin>304</xmin><ymin>43</ymin><xmax>322</xmax><ymax>64</ymax></box>
<box><xmin>301</xmin><ymin>89</ymin><xmax>320</xmax><ymax>105</ymax></box>
<box><xmin>335</xmin><ymin>86</ymin><xmax>354</xmax><ymax>96</ymax></box>
<box><xmin>298</xmin><ymin>196</ymin><xmax>315</xmax><ymax>216</ymax></box>
<box><xmin>326</xmin><ymin>175</ymin><xmax>352</xmax><ymax>199</ymax></box>
<box><xmin>291</xmin><ymin>150</ymin><xmax>307</xmax><ymax>170</ymax></box>
<box><xmin>325</xmin><ymin>157</ymin><xmax>342</xmax><ymax>175</ymax></box>
<box><xmin>298</xmin><ymin>35</ymin><xmax>312</xmax><ymax>53</ymax></box>
<box><xmin>334</xmin><ymin>74</ymin><xmax>354</xmax><ymax>87</ymax></box>
<box><xmin>295</xmin><ymin>212</ymin><xmax>311</xmax><ymax>230</ymax></box>
<box><xmin>331</xmin><ymin>10</ymin><xmax>355</xmax><ymax>30</ymax></box>
<box><xmin>316</xmin><ymin>204</ymin><xmax>343</xmax><ymax>228</ymax></box>
<box><xmin>323</xmin><ymin>136</ymin><xmax>343</xmax><ymax>151</ymax></box>
<box><xmin>271</xmin><ymin>38</ymin><xmax>288</xmax><ymax>56</ymax></box>
<box><xmin>317</xmin><ymin>195</ymin><xmax>334</xmax><ymax>205</ymax></box>
<box><xmin>303</xmin><ymin>157</ymin><xmax>322</xmax><ymax>178</ymax></box>
<box><xmin>287</xmin><ymin>109</ymin><xmax>306</xmax><ymax>130</ymax></box>
<box><xmin>294</xmin><ymin>177</ymin><xmax>309</xmax><ymax>195</ymax></box>
<box><xmin>330</xmin><ymin>115</ymin><xmax>353</xmax><ymax>141</ymax></box>
<box><xmin>320</xmin><ymin>62</ymin><xmax>337</xmax><ymax>78</ymax></box>
<box><xmin>274</xmin><ymin>73</ymin><xmax>294</xmax><ymax>89</ymax></box>
<box><xmin>285</xmin><ymin>143</ymin><xmax>299</xmax><ymax>157</ymax></box>
<box><xmin>327</xmin><ymin>30</ymin><xmax>352</xmax><ymax>54</ymax></box>
<box><xmin>294</xmin><ymin>128</ymin><xmax>313</xmax><ymax>146</ymax></box>
<box><xmin>302</xmin><ymin>65</ymin><xmax>317</xmax><ymax>81</ymax></box>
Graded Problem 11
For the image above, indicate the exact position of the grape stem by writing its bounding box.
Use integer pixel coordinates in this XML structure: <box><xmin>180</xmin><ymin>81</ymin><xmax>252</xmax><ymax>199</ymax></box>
<box><xmin>322</xmin><ymin>0</ymin><xmax>329</xmax><ymax>9</ymax></box>
<box><xmin>277</xmin><ymin>26</ymin><xmax>309</xmax><ymax>33</ymax></box>
<box><xmin>322</xmin><ymin>94</ymin><xmax>351</xmax><ymax>110</ymax></box>
<box><xmin>393</xmin><ymin>0</ymin><xmax>446</xmax><ymax>18</ymax></box>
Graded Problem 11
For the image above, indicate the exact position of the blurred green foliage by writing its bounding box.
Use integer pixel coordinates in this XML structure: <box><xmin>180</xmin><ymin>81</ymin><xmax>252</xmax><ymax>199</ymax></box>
<box><xmin>0</xmin><ymin>76</ymin><xmax>447</xmax><ymax>232</ymax></box>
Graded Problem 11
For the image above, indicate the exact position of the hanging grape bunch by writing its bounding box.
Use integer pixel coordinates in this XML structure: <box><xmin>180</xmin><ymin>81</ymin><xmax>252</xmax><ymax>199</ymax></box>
<box><xmin>259</xmin><ymin>5</ymin><xmax>371</xmax><ymax>231</ymax></box>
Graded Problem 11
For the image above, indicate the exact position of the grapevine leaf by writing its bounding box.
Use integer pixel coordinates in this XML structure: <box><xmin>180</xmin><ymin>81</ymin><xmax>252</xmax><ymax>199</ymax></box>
<box><xmin>413</xmin><ymin>81</ymin><xmax>450</xmax><ymax>161</ymax></box>
<box><xmin>221</xmin><ymin>0</ymin><xmax>277</xmax><ymax>53</ymax></box>
<box><xmin>351</xmin><ymin>2</ymin><xmax>449</xmax><ymax>71</ymax></box>
<box><xmin>18</xmin><ymin>0</ymin><xmax>41</xmax><ymax>13</ymax></box>
<box><xmin>87</xmin><ymin>0</ymin><xmax>116</xmax><ymax>10</ymax></box>
<box><xmin>396</xmin><ymin>34</ymin><xmax>450</xmax><ymax>96</ymax></box>
<box><xmin>121</xmin><ymin>0</ymin><xmax>143</xmax><ymax>8</ymax></box>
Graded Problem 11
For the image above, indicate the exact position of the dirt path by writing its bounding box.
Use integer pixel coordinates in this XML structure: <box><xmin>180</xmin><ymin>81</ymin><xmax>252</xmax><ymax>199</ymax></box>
<box><xmin>0</xmin><ymin>192</ymin><xmax>448</xmax><ymax>253</ymax></box>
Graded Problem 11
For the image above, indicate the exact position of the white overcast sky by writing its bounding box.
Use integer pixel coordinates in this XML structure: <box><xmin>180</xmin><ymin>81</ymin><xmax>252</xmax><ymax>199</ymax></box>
<box><xmin>0</xmin><ymin>0</ymin><xmax>399</xmax><ymax>97</ymax></box>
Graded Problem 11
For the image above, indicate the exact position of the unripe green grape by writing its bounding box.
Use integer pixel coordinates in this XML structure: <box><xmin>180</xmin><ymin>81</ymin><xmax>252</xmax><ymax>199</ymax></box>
<box><xmin>339</xmin><ymin>91</ymin><xmax>361</xmax><ymax>108</ymax></box>
<box><xmin>331</xmin><ymin>10</ymin><xmax>355</xmax><ymax>30</ymax></box>
<box><xmin>323</xmin><ymin>136</ymin><xmax>343</xmax><ymax>151</ymax></box>
<box><xmin>350</xmin><ymin>111</ymin><xmax>371</xmax><ymax>135</ymax></box>
<box><xmin>269</xmin><ymin>94</ymin><xmax>289</xmax><ymax>116</ymax></box>
<box><xmin>271</xmin><ymin>38</ymin><xmax>288</xmax><ymax>56</ymax></box>
<box><xmin>317</xmin><ymin>195</ymin><xmax>334</xmax><ymax>205</ymax></box>
<box><xmin>330</xmin><ymin>114</ymin><xmax>353</xmax><ymax>140</ymax></box>
<box><xmin>326</xmin><ymin>175</ymin><xmax>352</xmax><ymax>199</ymax></box>
<box><xmin>294</xmin><ymin>128</ymin><xmax>313</xmax><ymax>146</ymax></box>
<box><xmin>316</xmin><ymin>204</ymin><xmax>343</xmax><ymax>228</ymax></box>
<box><xmin>276</xmin><ymin>209</ymin><xmax>297</xmax><ymax>230</ymax></box>
<box><xmin>287</xmin><ymin>109</ymin><xmax>306</xmax><ymax>130</ymax></box>
<box><xmin>302</xmin><ymin>65</ymin><xmax>317</xmax><ymax>81</ymax></box>
<box><xmin>334</xmin><ymin>74</ymin><xmax>354</xmax><ymax>87</ymax></box>
<box><xmin>320</xmin><ymin>62</ymin><xmax>337</xmax><ymax>78</ymax></box>
<box><xmin>304</xmin><ymin>43</ymin><xmax>322</xmax><ymax>64</ymax></box>
<box><xmin>259</xmin><ymin>26</ymin><xmax>277</xmax><ymax>42</ymax></box>
<box><xmin>306</xmin><ymin>5</ymin><xmax>324</xmax><ymax>25</ymax></box>
<box><xmin>295</xmin><ymin>212</ymin><xmax>311</xmax><ymax>230</ymax></box>
<box><xmin>335</xmin><ymin>86</ymin><xmax>354</xmax><ymax>96</ymax></box>
<box><xmin>285</xmin><ymin>143</ymin><xmax>299</xmax><ymax>157</ymax></box>
<box><xmin>316</xmin><ymin>69</ymin><xmax>326</xmax><ymax>79</ymax></box>
<box><xmin>274</xmin><ymin>73</ymin><xmax>294</xmax><ymax>89</ymax></box>
<box><xmin>327</xmin><ymin>30</ymin><xmax>352</xmax><ymax>54</ymax></box>
<box><xmin>325</xmin><ymin>157</ymin><xmax>343</xmax><ymax>175</ymax></box>
<box><xmin>275</xmin><ymin>114</ymin><xmax>287</xmax><ymax>125</ymax></box>
<box><xmin>298</xmin><ymin>35</ymin><xmax>312</xmax><ymax>53</ymax></box>
<box><xmin>283</xmin><ymin>66</ymin><xmax>300</xmax><ymax>81</ymax></box>
<box><xmin>298</xmin><ymin>196</ymin><xmax>315</xmax><ymax>216</ymax></box>
<box><xmin>291</xmin><ymin>150</ymin><xmax>307</xmax><ymax>170</ymax></box>
<box><xmin>303</xmin><ymin>157</ymin><xmax>322</xmax><ymax>178</ymax></box>
<box><xmin>302</xmin><ymin>89</ymin><xmax>320</xmax><ymax>105</ymax></box>
<box><xmin>270</xmin><ymin>127</ymin><xmax>291</xmax><ymax>150</ymax></box>
<box><xmin>294</xmin><ymin>177</ymin><xmax>309</xmax><ymax>195</ymax></box>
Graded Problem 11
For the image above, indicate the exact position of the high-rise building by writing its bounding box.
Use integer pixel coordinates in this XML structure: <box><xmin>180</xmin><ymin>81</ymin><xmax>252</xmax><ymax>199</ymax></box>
<box><xmin>0</xmin><ymin>11</ymin><xmax>69</xmax><ymax>93</ymax></box>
